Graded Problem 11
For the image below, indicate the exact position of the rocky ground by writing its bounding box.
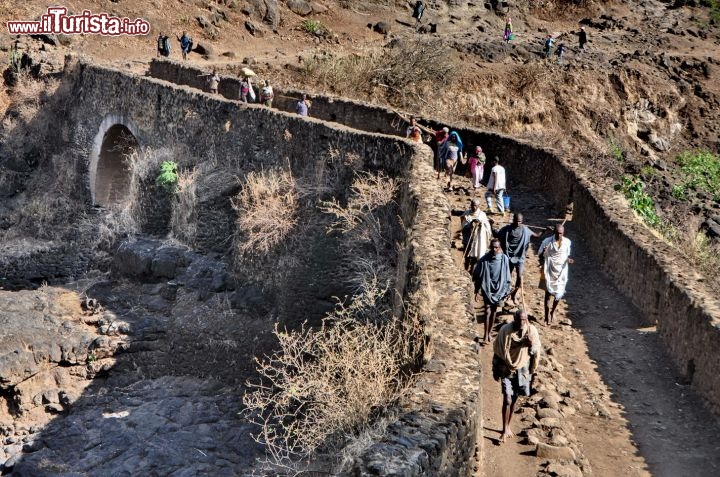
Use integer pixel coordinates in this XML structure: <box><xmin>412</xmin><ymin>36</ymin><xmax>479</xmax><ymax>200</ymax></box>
<box><xmin>1</xmin><ymin>239</ymin><xmax>276</xmax><ymax>474</ymax></box>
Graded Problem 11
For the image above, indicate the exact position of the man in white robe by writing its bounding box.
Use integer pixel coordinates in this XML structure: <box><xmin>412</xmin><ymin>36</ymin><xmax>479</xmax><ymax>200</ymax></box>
<box><xmin>461</xmin><ymin>198</ymin><xmax>493</xmax><ymax>273</ymax></box>
<box><xmin>538</xmin><ymin>224</ymin><xmax>573</xmax><ymax>325</ymax></box>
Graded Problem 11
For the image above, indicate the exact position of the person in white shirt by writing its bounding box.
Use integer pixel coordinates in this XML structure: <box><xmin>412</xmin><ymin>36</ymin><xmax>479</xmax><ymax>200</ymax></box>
<box><xmin>538</xmin><ymin>224</ymin><xmax>574</xmax><ymax>325</ymax></box>
<box><xmin>485</xmin><ymin>156</ymin><xmax>507</xmax><ymax>214</ymax></box>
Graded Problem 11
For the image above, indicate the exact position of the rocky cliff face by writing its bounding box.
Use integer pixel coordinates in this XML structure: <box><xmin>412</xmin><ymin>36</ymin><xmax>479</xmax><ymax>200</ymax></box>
<box><xmin>0</xmin><ymin>287</ymin><xmax>126</xmax><ymax>471</ymax></box>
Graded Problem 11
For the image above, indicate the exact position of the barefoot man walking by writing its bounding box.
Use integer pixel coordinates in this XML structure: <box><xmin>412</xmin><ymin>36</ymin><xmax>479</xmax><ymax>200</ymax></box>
<box><xmin>493</xmin><ymin>310</ymin><xmax>541</xmax><ymax>443</ymax></box>
<box><xmin>538</xmin><ymin>224</ymin><xmax>573</xmax><ymax>325</ymax></box>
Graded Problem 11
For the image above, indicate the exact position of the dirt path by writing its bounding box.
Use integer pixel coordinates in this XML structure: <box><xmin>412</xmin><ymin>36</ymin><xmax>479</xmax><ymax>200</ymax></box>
<box><xmin>444</xmin><ymin>179</ymin><xmax>720</xmax><ymax>476</ymax></box>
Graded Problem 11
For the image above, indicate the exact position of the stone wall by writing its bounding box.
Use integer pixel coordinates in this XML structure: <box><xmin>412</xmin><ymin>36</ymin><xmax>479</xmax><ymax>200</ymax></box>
<box><xmin>343</xmin><ymin>146</ymin><xmax>483</xmax><ymax>476</ymax></box>
<box><xmin>147</xmin><ymin>59</ymin><xmax>408</xmax><ymax>135</ymax></box>
<box><xmin>0</xmin><ymin>239</ymin><xmax>91</xmax><ymax>289</ymax></box>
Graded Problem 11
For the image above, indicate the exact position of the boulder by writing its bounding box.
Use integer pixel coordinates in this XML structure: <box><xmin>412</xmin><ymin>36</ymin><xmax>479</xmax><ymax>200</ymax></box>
<box><xmin>539</xmin><ymin>417</ymin><xmax>563</xmax><ymax>429</ymax></box>
<box><xmin>245</xmin><ymin>20</ymin><xmax>264</xmax><ymax>36</ymax></box>
<box><xmin>536</xmin><ymin>442</ymin><xmax>576</xmax><ymax>460</ymax></box>
<box><xmin>546</xmin><ymin>462</ymin><xmax>583</xmax><ymax>477</ymax></box>
<box><xmin>649</xmin><ymin>133</ymin><xmax>671</xmax><ymax>151</ymax></box>
<box><xmin>373</xmin><ymin>22</ymin><xmax>391</xmax><ymax>35</ymax></box>
<box><xmin>287</xmin><ymin>0</ymin><xmax>312</xmax><ymax>16</ymax></box>
<box><xmin>194</xmin><ymin>41</ymin><xmax>216</xmax><ymax>58</ymax></box>
<box><xmin>310</xmin><ymin>1</ymin><xmax>328</xmax><ymax>13</ymax></box>
<box><xmin>537</xmin><ymin>408</ymin><xmax>562</xmax><ymax>419</ymax></box>
<box><xmin>250</xmin><ymin>0</ymin><xmax>280</xmax><ymax>28</ymax></box>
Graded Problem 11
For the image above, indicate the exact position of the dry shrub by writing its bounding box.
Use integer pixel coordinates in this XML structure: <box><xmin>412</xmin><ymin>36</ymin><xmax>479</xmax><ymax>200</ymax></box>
<box><xmin>243</xmin><ymin>283</ymin><xmax>421</xmax><ymax>473</ymax></box>
<box><xmin>303</xmin><ymin>40</ymin><xmax>455</xmax><ymax>109</ymax></box>
<box><xmin>170</xmin><ymin>168</ymin><xmax>198</xmax><ymax>244</ymax></box>
<box><xmin>320</xmin><ymin>171</ymin><xmax>399</xmax><ymax>256</ymax></box>
<box><xmin>232</xmin><ymin>169</ymin><xmax>299</xmax><ymax>256</ymax></box>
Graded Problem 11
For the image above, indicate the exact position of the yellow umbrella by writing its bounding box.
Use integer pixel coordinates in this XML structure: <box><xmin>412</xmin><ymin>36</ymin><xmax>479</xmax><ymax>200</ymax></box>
<box><xmin>241</xmin><ymin>67</ymin><xmax>256</xmax><ymax>77</ymax></box>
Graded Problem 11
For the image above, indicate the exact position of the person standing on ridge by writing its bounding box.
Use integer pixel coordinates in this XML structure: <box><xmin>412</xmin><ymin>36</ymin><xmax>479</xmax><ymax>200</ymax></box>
<box><xmin>578</xmin><ymin>26</ymin><xmax>588</xmax><ymax>51</ymax></box>
<box><xmin>412</xmin><ymin>1</ymin><xmax>425</xmax><ymax>23</ymax></box>
<box><xmin>503</xmin><ymin>15</ymin><xmax>513</xmax><ymax>43</ymax></box>
<box><xmin>177</xmin><ymin>31</ymin><xmax>192</xmax><ymax>60</ymax></box>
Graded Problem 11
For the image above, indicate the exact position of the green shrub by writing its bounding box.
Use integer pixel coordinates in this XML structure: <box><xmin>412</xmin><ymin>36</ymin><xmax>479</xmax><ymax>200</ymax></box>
<box><xmin>671</xmin><ymin>184</ymin><xmax>687</xmax><ymax>201</ymax></box>
<box><xmin>300</xmin><ymin>20</ymin><xmax>330</xmax><ymax>36</ymax></box>
<box><xmin>608</xmin><ymin>138</ymin><xmax>624</xmax><ymax>163</ymax></box>
<box><xmin>640</xmin><ymin>165</ymin><xmax>657</xmax><ymax>179</ymax></box>
<box><xmin>616</xmin><ymin>175</ymin><xmax>660</xmax><ymax>226</ymax></box>
<box><xmin>156</xmin><ymin>160</ymin><xmax>178</xmax><ymax>190</ymax></box>
<box><xmin>675</xmin><ymin>150</ymin><xmax>720</xmax><ymax>201</ymax></box>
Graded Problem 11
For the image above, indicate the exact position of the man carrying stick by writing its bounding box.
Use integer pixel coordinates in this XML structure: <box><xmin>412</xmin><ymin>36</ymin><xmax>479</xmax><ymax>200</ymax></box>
<box><xmin>538</xmin><ymin>224</ymin><xmax>574</xmax><ymax>325</ymax></box>
<box><xmin>473</xmin><ymin>238</ymin><xmax>511</xmax><ymax>345</ymax></box>
<box><xmin>495</xmin><ymin>212</ymin><xmax>546</xmax><ymax>307</ymax></box>
<box><xmin>461</xmin><ymin>198</ymin><xmax>493</xmax><ymax>273</ymax></box>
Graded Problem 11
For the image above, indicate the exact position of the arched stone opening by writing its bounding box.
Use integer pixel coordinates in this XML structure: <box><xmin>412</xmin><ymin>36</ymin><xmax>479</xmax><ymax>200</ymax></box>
<box><xmin>92</xmin><ymin>124</ymin><xmax>138</xmax><ymax>207</ymax></box>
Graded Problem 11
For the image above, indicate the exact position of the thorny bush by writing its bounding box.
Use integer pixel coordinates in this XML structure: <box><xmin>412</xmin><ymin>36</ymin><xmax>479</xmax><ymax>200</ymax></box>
<box><xmin>242</xmin><ymin>282</ymin><xmax>422</xmax><ymax>473</ymax></box>
<box><xmin>232</xmin><ymin>168</ymin><xmax>299</xmax><ymax>256</ymax></box>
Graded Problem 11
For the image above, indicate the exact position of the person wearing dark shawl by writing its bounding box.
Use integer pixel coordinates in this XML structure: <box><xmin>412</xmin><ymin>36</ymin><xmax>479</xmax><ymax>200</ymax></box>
<box><xmin>496</xmin><ymin>212</ymin><xmax>545</xmax><ymax>306</ymax></box>
<box><xmin>473</xmin><ymin>238</ymin><xmax>511</xmax><ymax>345</ymax></box>
<box><xmin>493</xmin><ymin>309</ymin><xmax>541</xmax><ymax>443</ymax></box>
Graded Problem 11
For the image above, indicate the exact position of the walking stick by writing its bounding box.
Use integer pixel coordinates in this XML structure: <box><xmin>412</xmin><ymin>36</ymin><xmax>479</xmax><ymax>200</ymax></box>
<box><xmin>463</xmin><ymin>221</ymin><xmax>479</xmax><ymax>260</ymax></box>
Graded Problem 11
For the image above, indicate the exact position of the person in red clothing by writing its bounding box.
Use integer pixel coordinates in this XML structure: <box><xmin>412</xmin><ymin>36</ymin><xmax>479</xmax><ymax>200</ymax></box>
<box><xmin>434</xmin><ymin>126</ymin><xmax>449</xmax><ymax>179</ymax></box>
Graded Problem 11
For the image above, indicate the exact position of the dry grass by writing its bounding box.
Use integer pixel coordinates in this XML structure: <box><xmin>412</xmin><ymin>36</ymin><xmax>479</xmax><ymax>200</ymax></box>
<box><xmin>242</xmin><ymin>168</ymin><xmax>419</xmax><ymax>473</ymax></box>
<box><xmin>170</xmin><ymin>168</ymin><xmax>198</xmax><ymax>244</ymax></box>
<box><xmin>303</xmin><ymin>40</ymin><xmax>456</xmax><ymax>109</ymax></box>
<box><xmin>320</xmin><ymin>171</ymin><xmax>399</xmax><ymax>257</ymax></box>
<box><xmin>232</xmin><ymin>168</ymin><xmax>299</xmax><ymax>256</ymax></box>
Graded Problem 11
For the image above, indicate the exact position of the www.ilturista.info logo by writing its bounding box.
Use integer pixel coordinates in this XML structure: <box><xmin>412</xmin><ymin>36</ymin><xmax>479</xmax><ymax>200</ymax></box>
<box><xmin>7</xmin><ymin>7</ymin><xmax>150</xmax><ymax>36</ymax></box>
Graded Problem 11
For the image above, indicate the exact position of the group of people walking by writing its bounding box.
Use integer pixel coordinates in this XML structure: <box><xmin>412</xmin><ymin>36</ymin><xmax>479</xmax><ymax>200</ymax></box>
<box><xmin>404</xmin><ymin>115</ymin><xmax>575</xmax><ymax>444</ymax></box>
<box><xmin>156</xmin><ymin>31</ymin><xmax>193</xmax><ymax>60</ymax></box>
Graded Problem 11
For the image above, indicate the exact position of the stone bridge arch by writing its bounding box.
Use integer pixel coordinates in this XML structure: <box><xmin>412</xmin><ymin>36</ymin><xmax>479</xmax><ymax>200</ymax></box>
<box><xmin>89</xmin><ymin>115</ymin><xmax>141</xmax><ymax>206</ymax></box>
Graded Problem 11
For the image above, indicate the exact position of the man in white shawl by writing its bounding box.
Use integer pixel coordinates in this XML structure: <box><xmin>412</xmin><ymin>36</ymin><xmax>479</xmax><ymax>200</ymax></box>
<box><xmin>461</xmin><ymin>198</ymin><xmax>493</xmax><ymax>273</ymax></box>
<box><xmin>538</xmin><ymin>224</ymin><xmax>574</xmax><ymax>325</ymax></box>
<box><xmin>493</xmin><ymin>309</ymin><xmax>541</xmax><ymax>443</ymax></box>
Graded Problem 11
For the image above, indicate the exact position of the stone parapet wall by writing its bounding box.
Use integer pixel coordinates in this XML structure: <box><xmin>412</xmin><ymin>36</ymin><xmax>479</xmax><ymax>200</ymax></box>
<box><xmin>147</xmin><ymin>59</ymin><xmax>407</xmax><ymax>135</ymax></box>
<box><xmin>343</xmin><ymin>146</ymin><xmax>483</xmax><ymax>476</ymax></box>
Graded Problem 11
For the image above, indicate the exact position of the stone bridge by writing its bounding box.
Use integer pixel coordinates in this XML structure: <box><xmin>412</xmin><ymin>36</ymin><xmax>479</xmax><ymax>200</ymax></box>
<box><xmin>3</xmin><ymin>58</ymin><xmax>720</xmax><ymax>475</ymax></box>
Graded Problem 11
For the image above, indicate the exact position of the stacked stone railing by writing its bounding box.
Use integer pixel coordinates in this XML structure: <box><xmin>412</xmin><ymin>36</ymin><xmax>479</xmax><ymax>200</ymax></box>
<box><xmin>149</xmin><ymin>58</ymin><xmax>720</xmax><ymax>415</ymax></box>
